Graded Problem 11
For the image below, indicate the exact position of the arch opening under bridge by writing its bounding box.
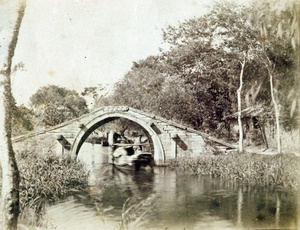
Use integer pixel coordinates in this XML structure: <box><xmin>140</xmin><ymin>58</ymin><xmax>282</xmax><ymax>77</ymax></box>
<box><xmin>70</xmin><ymin>112</ymin><xmax>165</xmax><ymax>164</ymax></box>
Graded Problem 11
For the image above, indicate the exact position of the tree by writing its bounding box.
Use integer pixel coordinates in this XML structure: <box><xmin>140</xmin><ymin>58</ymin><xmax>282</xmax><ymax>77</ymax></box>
<box><xmin>161</xmin><ymin>1</ymin><xmax>297</xmax><ymax>147</ymax></box>
<box><xmin>109</xmin><ymin>56</ymin><xmax>165</xmax><ymax>112</ymax></box>
<box><xmin>107</xmin><ymin>1</ymin><xmax>296</xmax><ymax>148</ymax></box>
<box><xmin>0</xmin><ymin>0</ymin><xmax>26</xmax><ymax>229</ymax></box>
<box><xmin>30</xmin><ymin>85</ymin><xmax>88</xmax><ymax>126</ymax></box>
<box><xmin>250</xmin><ymin>0</ymin><xmax>299</xmax><ymax>153</ymax></box>
<box><xmin>237</xmin><ymin>54</ymin><xmax>247</xmax><ymax>153</ymax></box>
<box><xmin>256</xmin><ymin>0</ymin><xmax>300</xmax><ymax>153</ymax></box>
<box><xmin>205</xmin><ymin>3</ymin><xmax>262</xmax><ymax>151</ymax></box>
<box><xmin>258</xmin><ymin>0</ymin><xmax>300</xmax><ymax>118</ymax></box>
<box><xmin>161</xmin><ymin>2</ymin><xmax>264</xmax><ymax>138</ymax></box>
<box><xmin>11</xmin><ymin>103</ymin><xmax>34</xmax><ymax>136</ymax></box>
<box><xmin>105</xmin><ymin>3</ymin><xmax>262</xmax><ymax>139</ymax></box>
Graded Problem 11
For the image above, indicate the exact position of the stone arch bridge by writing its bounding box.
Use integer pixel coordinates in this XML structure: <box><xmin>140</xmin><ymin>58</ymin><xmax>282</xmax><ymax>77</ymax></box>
<box><xmin>12</xmin><ymin>106</ymin><xmax>235</xmax><ymax>165</ymax></box>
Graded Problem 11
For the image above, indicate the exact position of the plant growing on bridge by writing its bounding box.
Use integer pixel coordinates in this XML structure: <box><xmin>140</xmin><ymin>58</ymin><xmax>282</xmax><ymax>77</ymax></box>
<box><xmin>81</xmin><ymin>84</ymin><xmax>110</xmax><ymax>110</ymax></box>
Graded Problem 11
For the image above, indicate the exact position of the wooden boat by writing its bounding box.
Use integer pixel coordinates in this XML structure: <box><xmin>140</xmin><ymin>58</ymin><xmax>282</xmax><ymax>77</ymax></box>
<box><xmin>112</xmin><ymin>144</ymin><xmax>154</xmax><ymax>171</ymax></box>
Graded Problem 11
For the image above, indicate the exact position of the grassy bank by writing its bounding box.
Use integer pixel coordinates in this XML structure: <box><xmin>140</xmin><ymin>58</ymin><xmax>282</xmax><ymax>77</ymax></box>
<box><xmin>168</xmin><ymin>152</ymin><xmax>300</xmax><ymax>190</ymax></box>
<box><xmin>0</xmin><ymin>151</ymin><xmax>89</xmax><ymax>229</ymax></box>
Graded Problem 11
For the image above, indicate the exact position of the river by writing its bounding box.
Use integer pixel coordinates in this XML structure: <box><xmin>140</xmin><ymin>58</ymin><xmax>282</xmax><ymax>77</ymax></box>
<box><xmin>43</xmin><ymin>143</ymin><xmax>300</xmax><ymax>230</ymax></box>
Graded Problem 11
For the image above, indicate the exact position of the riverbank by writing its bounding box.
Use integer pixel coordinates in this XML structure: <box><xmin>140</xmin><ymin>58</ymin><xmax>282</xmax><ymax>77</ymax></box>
<box><xmin>168</xmin><ymin>151</ymin><xmax>300</xmax><ymax>190</ymax></box>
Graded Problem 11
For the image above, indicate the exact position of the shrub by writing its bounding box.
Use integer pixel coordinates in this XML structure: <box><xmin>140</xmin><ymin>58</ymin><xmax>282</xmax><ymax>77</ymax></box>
<box><xmin>16</xmin><ymin>151</ymin><xmax>89</xmax><ymax>223</ymax></box>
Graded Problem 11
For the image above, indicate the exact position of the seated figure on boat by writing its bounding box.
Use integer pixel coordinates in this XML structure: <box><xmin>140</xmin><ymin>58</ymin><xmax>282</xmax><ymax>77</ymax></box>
<box><xmin>113</xmin><ymin>146</ymin><xmax>134</xmax><ymax>166</ymax></box>
<box><xmin>112</xmin><ymin>143</ymin><xmax>154</xmax><ymax>171</ymax></box>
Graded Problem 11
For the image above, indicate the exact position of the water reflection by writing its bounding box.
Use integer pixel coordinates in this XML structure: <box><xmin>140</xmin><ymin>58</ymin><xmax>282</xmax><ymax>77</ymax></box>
<box><xmin>45</xmin><ymin>143</ymin><xmax>299</xmax><ymax>230</ymax></box>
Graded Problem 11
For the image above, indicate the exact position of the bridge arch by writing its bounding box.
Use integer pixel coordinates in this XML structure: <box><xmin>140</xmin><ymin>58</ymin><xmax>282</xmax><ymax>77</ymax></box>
<box><xmin>70</xmin><ymin>111</ymin><xmax>165</xmax><ymax>164</ymax></box>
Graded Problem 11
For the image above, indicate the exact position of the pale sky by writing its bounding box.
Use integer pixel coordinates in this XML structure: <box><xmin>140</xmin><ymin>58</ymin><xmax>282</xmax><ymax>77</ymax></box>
<box><xmin>4</xmin><ymin>0</ymin><xmax>216</xmax><ymax>106</ymax></box>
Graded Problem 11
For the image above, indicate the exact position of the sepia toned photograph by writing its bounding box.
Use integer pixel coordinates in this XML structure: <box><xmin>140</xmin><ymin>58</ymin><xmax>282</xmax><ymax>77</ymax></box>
<box><xmin>0</xmin><ymin>0</ymin><xmax>299</xmax><ymax>229</ymax></box>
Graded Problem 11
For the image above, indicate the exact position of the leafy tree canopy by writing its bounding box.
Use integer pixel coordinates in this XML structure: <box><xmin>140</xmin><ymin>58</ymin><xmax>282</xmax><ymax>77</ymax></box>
<box><xmin>30</xmin><ymin>85</ymin><xmax>88</xmax><ymax>126</ymax></box>
<box><xmin>98</xmin><ymin>1</ymin><xmax>299</xmax><ymax>137</ymax></box>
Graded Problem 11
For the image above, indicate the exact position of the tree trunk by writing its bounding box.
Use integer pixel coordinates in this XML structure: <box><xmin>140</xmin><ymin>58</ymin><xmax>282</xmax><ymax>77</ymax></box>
<box><xmin>237</xmin><ymin>55</ymin><xmax>246</xmax><ymax>153</ymax></box>
<box><xmin>0</xmin><ymin>1</ymin><xmax>26</xmax><ymax>229</ymax></box>
<box><xmin>262</xmin><ymin>50</ymin><xmax>281</xmax><ymax>154</ymax></box>
<box><xmin>0</xmin><ymin>98</ymin><xmax>19</xmax><ymax>229</ymax></box>
<box><xmin>259</xmin><ymin>123</ymin><xmax>268</xmax><ymax>149</ymax></box>
<box><xmin>269</xmin><ymin>73</ymin><xmax>281</xmax><ymax>153</ymax></box>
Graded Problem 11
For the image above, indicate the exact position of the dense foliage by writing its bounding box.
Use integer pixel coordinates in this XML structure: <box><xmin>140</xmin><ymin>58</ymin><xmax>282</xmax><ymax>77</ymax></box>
<box><xmin>97</xmin><ymin>2</ymin><xmax>299</xmax><ymax>142</ymax></box>
<box><xmin>259</xmin><ymin>0</ymin><xmax>300</xmax><ymax>118</ymax></box>
<box><xmin>30</xmin><ymin>85</ymin><xmax>88</xmax><ymax>126</ymax></box>
<box><xmin>0</xmin><ymin>151</ymin><xmax>89</xmax><ymax>227</ymax></box>
<box><xmin>11</xmin><ymin>104</ymin><xmax>34</xmax><ymax>136</ymax></box>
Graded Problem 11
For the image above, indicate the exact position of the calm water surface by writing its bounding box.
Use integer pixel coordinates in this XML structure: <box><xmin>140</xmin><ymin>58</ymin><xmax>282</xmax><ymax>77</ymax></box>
<box><xmin>44</xmin><ymin>143</ymin><xmax>300</xmax><ymax>230</ymax></box>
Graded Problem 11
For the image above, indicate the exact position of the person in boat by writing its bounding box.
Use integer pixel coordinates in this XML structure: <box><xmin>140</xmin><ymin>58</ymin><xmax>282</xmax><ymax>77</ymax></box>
<box><xmin>108</xmin><ymin>131</ymin><xmax>121</xmax><ymax>146</ymax></box>
<box><xmin>133</xmin><ymin>134</ymin><xmax>143</xmax><ymax>151</ymax></box>
<box><xmin>113</xmin><ymin>146</ymin><xmax>132</xmax><ymax>165</ymax></box>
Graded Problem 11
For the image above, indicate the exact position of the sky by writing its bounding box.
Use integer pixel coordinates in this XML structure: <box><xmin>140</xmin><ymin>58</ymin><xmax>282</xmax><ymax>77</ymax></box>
<box><xmin>3</xmin><ymin>0</ymin><xmax>216</xmax><ymax>106</ymax></box>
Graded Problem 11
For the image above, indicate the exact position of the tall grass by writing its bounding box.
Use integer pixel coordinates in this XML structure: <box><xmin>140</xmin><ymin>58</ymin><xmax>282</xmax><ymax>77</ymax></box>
<box><xmin>0</xmin><ymin>150</ymin><xmax>89</xmax><ymax>228</ymax></box>
<box><xmin>169</xmin><ymin>152</ymin><xmax>300</xmax><ymax>190</ymax></box>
